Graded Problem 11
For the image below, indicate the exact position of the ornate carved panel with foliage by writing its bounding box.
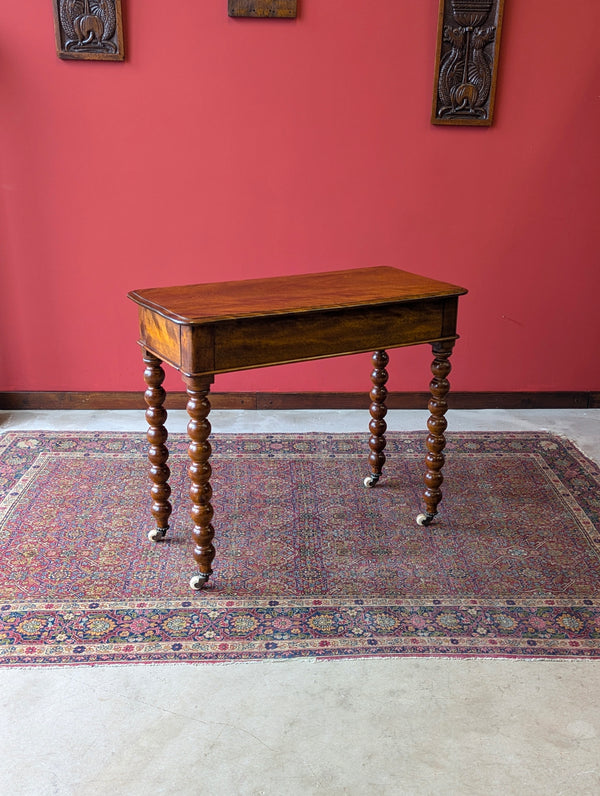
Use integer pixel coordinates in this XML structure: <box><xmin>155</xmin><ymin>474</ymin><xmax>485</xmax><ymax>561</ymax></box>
<box><xmin>228</xmin><ymin>0</ymin><xmax>297</xmax><ymax>18</ymax></box>
<box><xmin>52</xmin><ymin>0</ymin><xmax>125</xmax><ymax>61</ymax></box>
<box><xmin>432</xmin><ymin>0</ymin><xmax>504</xmax><ymax>126</ymax></box>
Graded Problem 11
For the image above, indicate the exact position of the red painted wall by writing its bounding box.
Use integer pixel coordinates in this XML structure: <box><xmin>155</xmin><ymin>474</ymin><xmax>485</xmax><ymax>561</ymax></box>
<box><xmin>1</xmin><ymin>2</ymin><xmax>599</xmax><ymax>395</ymax></box>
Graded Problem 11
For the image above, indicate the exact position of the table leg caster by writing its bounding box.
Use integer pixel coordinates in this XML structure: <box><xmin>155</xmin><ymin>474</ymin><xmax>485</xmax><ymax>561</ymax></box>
<box><xmin>363</xmin><ymin>474</ymin><xmax>380</xmax><ymax>488</ymax></box>
<box><xmin>190</xmin><ymin>573</ymin><xmax>211</xmax><ymax>590</ymax></box>
<box><xmin>416</xmin><ymin>512</ymin><xmax>435</xmax><ymax>527</ymax></box>
<box><xmin>148</xmin><ymin>527</ymin><xmax>168</xmax><ymax>542</ymax></box>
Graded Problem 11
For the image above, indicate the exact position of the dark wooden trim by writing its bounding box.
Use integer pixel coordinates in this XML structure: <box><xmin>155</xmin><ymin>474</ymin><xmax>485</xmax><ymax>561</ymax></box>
<box><xmin>0</xmin><ymin>391</ymin><xmax>255</xmax><ymax>411</ymax></box>
<box><xmin>0</xmin><ymin>391</ymin><xmax>596</xmax><ymax>411</ymax></box>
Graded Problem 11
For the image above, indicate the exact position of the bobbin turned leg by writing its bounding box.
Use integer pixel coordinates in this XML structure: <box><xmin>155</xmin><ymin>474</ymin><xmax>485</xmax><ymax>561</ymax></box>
<box><xmin>364</xmin><ymin>350</ymin><xmax>389</xmax><ymax>487</ymax></box>
<box><xmin>143</xmin><ymin>351</ymin><xmax>171</xmax><ymax>542</ymax></box>
<box><xmin>184</xmin><ymin>377</ymin><xmax>216</xmax><ymax>590</ymax></box>
<box><xmin>417</xmin><ymin>340</ymin><xmax>454</xmax><ymax>527</ymax></box>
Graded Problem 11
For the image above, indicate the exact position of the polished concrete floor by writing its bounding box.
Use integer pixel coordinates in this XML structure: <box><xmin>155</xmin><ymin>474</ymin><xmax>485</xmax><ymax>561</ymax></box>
<box><xmin>1</xmin><ymin>409</ymin><xmax>599</xmax><ymax>795</ymax></box>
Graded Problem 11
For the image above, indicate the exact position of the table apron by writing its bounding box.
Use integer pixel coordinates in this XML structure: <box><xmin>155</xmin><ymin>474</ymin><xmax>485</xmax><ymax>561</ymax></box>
<box><xmin>138</xmin><ymin>297</ymin><xmax>459</xmax><ymax>377</ymax></box>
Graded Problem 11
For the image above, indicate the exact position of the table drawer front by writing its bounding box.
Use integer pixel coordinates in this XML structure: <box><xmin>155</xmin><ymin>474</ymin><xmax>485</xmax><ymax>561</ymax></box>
<box><xmin>213</xmin><ymin>300</ymin><xmax>450</xmax><ymax>373</ymax></box>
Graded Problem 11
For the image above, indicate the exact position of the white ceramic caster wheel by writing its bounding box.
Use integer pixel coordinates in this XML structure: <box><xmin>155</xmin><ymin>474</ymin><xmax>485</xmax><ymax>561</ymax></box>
<box><xmin>148</xmin><ymin>528</ymin><xmax>166</xmax><ymax>542</ymax></box>
<box><xmin>416</xmin><ymin>513</ymin><xmax>433</xmax><ymax>527</ymax></box>
<box><xmin>190</xmin><ymin>575</ymin><xmax>209</xmax><ymax>591</ymax></box>
<box><xmin>363</xmin><ymin>475</ymin><xmax>380</xmax><ymax>488</ymax></box>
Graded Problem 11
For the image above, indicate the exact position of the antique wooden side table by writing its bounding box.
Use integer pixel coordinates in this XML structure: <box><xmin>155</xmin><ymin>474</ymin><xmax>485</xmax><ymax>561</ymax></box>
<box><xmin>128</xmin><ymin>267</ymin><xmax>468</xmax><ymax>590</ymax></box>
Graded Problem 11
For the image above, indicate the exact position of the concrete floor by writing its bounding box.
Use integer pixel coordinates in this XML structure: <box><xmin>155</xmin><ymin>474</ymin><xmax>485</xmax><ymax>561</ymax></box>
<box><xmin>1</xmin><ymin>409</ymin><xmax>599</xmax><ymax>795</ymax></box>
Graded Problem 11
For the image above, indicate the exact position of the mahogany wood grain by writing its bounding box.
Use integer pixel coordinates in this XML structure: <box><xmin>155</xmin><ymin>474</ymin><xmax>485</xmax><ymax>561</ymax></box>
<box><xmin>129</xmin><ymin>268</ymin><xmax>465</xmax><ymax>324</ymax></box>
<box><xmin>366</xmin><ymin>351</ymin><xmax>390</xmax><ymax>486</ymax></box>
<box><xmin>184</xmin><ymin>378</ymin><xmax>216</xmax><ymax>587</ymax></box>
<box><xmin>143</xmin><ymin>352</ymin><xmax>171</xmax><ymax>539</ymax></box>
<box><xmin>422</xmin><ymin>341</ymin><xmax>454</xmax><ymax>523</ymax></box>
<box><xmin>128</xmin><ymin>267</ymin><xmax>467</xmax><ymax>589</ymax></box>
<box><xmin>129</xmin><ymin>268</ymin><xmax>466</xmax><ymax>379</ymax></box>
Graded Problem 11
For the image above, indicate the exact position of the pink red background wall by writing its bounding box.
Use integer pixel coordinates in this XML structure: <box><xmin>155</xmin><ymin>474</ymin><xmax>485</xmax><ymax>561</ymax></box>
<box><xmin>1</xmin><ymin>2</ymin><xmax>599</xmax><ymax>395</ymax></box>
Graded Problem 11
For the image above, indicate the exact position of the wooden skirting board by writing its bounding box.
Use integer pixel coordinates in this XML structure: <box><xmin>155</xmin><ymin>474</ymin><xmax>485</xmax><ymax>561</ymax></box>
<box><xmin>0</xmin><ymin>392</ymin><xmax>598</xmax><ymax>411</ymax></box>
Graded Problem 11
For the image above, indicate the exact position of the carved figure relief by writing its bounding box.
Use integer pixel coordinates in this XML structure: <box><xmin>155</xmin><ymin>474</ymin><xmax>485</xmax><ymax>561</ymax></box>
<box><xmin>228</xmin><ymin>0</ymin><xmax>297</xmax><ymax>18</ymax></box>
<box><xmin>432</xmin><ymin>0</ymin><xmax>504</xmax><ymax>126</ymax></box>
<box><xmin>53</xmin><ymin>0</ymin><xmax>125</xmax><ymax>60</ymax></box>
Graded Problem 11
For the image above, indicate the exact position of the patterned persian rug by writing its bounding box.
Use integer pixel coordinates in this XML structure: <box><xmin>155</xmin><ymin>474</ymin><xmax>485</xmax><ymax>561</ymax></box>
<box><xmin>0</xmin><ymin>431</ymin><xmax>599</xmax><ymax>666</ymax></box>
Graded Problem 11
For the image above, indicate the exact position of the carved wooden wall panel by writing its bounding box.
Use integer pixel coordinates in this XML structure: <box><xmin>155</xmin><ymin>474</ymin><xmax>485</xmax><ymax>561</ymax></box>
<box><xmin>228</xmin><ymin>0</ymin><xmax>297</xmax><ymax>18</ymax></box>
<box><xmin>52</xmin><ymin>0</ymin><xmax>125</xmax><ymax>61</ymax></box>
<box><xmin>432</xmin><ymin>0</ymin><xmax>505</xmax><ymax>126</ymax></box>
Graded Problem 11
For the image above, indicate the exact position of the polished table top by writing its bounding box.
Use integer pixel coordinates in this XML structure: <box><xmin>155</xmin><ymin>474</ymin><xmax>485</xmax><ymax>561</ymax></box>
<box><xmin>128</xmin><ymin>266</ymin><xmax>467</xmax><ymax>324</ymax></box>
<box><xmin>128</xmin><ymin>267</ymin><xmax>468</xmax><ymax>378</ymax></box>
